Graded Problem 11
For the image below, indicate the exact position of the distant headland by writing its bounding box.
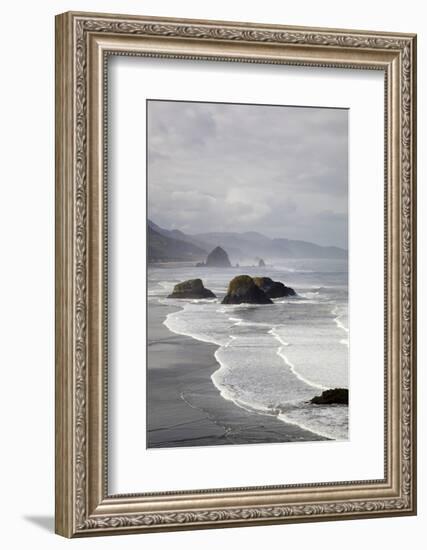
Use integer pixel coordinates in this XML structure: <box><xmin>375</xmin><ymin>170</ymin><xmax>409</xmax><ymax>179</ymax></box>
<box><xmin>147</xmin><ymin>219</ymin><xmax>347</xmax><ymax>264</ymax></box>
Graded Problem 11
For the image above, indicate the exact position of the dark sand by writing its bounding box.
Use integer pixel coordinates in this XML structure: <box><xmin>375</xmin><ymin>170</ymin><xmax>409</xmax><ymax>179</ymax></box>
<box><xmin>147</xmin><ymin>301</ymin><xmax>326</xmax><ymax>448</ymax></box>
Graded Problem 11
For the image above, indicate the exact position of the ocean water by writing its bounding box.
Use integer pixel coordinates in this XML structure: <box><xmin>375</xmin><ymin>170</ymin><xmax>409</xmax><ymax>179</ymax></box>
<box><xmin>148</xmin><ymin>259</ymin><xmax>349</xmax><ymax>441</ymax></box>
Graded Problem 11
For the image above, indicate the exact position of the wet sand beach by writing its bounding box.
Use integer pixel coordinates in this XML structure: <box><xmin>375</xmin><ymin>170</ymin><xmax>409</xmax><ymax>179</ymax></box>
<box><xmin>147</xmin><ymin>300</ymin><xmax>326</xmax><ymax>448</ymax></box>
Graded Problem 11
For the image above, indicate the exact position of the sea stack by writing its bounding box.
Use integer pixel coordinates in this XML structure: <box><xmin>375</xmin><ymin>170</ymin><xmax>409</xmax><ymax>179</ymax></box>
<box><xmin>258</xmin><ymin>258</ymin><xmax>266</xmax><ymax>267</ymax></box>
<box><xmin>167</xmin><ymin>279</ymin><xmax>216</xmax><ymax>299</ymax></box>
<box><xmin>253</xmin><ymin>277</ymin><xmax>296</xmax><ymax>299</ymax></box>
<box><xmin>222</xmin><ymin>275</ymin><xmax>273</xmax><ymax>305</ymax></box>
<box><xmin>205</xmin><ymin>246</ymin><xmax>231</xmax><ymax>267</ymax></box>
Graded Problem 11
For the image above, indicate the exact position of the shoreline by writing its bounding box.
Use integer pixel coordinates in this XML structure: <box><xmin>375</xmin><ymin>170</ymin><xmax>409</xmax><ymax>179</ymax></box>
<box><xmin>147</xmin><ymin>299</ymin><xmax>327</xmax><ymax>448</ymax></box>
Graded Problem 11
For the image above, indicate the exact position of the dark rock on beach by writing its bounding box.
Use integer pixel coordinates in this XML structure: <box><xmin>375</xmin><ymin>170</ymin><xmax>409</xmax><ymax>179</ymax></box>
<box><xmin>168</xmin><ymin>279</ymin><xmax>216</xmax><ymax>299</ymax></box>
<box><xmin>253</xmin><ymin>277</ymin><xmax>296</xmax><ymax>299</ymax></box>
<box><xmin>205</xmin><ymin>246</ymin><xmax>232</xmax><ymax>267</ymax></box>
<box><xmin>222</xmin><ymin>275</ymin><xmax>273</xmax><ymax>305</ymax></box>
<box><xmin>310</xmin><ymin>388</ymin><xmax>349</xmax><ymax>405</ymax></box>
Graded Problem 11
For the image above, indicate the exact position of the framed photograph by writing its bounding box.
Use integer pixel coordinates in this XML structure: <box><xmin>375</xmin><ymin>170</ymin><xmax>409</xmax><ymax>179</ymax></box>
<box><xmin>55</xmin><ymin>11</ymin><xmax>417</xmax><ymax>537</ymax></box>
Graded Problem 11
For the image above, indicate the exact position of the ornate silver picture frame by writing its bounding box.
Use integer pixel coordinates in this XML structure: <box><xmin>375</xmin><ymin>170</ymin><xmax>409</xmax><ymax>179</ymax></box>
<box><xmin>55</xmin><ymin>11</ymin><xmax>417</xmax><ymax>537</ymax></box>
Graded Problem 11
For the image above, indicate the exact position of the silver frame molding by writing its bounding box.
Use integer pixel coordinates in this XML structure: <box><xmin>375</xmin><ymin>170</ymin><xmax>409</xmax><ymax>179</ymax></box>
<box><xmin>55</xmin><ymin>11</ymin><xmax>417</xmax><ymax>538</ymax></box>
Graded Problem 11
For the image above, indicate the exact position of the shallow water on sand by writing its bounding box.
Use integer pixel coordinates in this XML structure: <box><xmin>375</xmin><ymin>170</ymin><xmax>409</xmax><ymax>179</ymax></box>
<box><xmin>148</xmin><ymin>259</ymin><xmax>349</xmax><ymax>441</ymax></box>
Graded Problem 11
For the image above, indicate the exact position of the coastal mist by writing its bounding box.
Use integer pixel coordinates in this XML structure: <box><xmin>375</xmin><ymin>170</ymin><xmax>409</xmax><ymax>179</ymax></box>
<box><xmin>146</xmin><ymin>99</ymin><xmax>349</xmax><ymax>448</ymax></box>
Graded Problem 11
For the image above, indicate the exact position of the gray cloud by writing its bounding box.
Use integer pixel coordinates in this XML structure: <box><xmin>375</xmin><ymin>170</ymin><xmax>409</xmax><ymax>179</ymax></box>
<box><xmin>148</xmin><ymin>100</ymin><xmax>348</xmax><ymax>248</ymax></box>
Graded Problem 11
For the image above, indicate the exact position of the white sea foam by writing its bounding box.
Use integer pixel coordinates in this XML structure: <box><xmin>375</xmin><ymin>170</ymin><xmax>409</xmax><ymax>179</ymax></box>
<box><xmin>332</xmin><ymin>306</ymin><xmax>349</xmax><ymax>350</ymax></box>
<box><xmin>273</xmin><ymin>267</ymin><xmax>315</xmax><ymax>274</ymax></box>
<box><xmin>163</xmin><ymin>302</ymin><xmax>231</xmax><ymax>347</ymax></box>
<box><xmin>277</xmin><ymin>347</ymin><xmax>328</xmax><ymax>391</ymax></box>
<box><xmin>335</xmin><ymin>317</ymin><xmax>349</xmax><ymax>334</ymax></box>
<box><xmin>210</xmin><ymin>320</ymin><xmax>346</xmax><ymax>439</ymax></box>
<box><xmin>149</xmin><ymin>262</ymin><xmax>349</xmax><ymax>441</ymax></box>
<box><xmin>229</xmin><ymin>317</ymin><xmax>275</xmax><ymax>329</ymax></box>
<box><xmin>279</xmin><ymin>405</ymin><xmax>348</xmax><ymax>441</ymax></box>
<box><xmin>277</xmin><ymin>412</ymin><xmax>332</xmax><ymax>440</ymax></box>
<box><xmin>299</xmin><ymin>291</ymin><xmax>320</xmax><ymax>299</ymax></box>
<box><xmin>158</xmin><ymin>281</ymin><xmax>175</xmax><ymax>292</ymax></box>
<box><xmin>275</xmin><ymin>299</ymin><xmax>320</xmax><ymax>305</ymax></box>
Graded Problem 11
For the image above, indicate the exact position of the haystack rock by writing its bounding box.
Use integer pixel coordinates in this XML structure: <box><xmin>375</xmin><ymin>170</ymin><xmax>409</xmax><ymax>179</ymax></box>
<box><xmin>167</xmin><ymin>279</ymin><xmax>216</xmax><ymax>299</ymax></box>
<box><xmin>253</xmin><ymin>277</ymin><xmax>296</xmax><ymax>299</ymax></box>
<box><xmin>205</xmin><ymin>246</ymin><xmax>231</xmax><ymax>267</ymax></box>
<box><xmin>222</xmin><ymin>275</ymin><xmax>273</xmax><ymax>305</ymax></box>
<box><xmin>258</xmin><ymin>258</ymin><xmax>266</xmax><ymax>267</ymax></box>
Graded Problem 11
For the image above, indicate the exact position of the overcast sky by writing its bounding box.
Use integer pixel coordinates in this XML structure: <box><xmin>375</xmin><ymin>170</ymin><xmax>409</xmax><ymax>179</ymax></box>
<box><xmin>147</xmin><ymin>100</ymin><xmax>348</xmax><ymax>248</ymax></box>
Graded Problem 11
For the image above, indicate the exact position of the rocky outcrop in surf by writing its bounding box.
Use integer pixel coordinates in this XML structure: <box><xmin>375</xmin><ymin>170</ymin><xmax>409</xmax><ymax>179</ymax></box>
<box><xmin>167</xmin><ymin>279</ymin><xmax>216</xmax><ymax>299</ymax></box>
<box><xmin>310</xmin><ymin>388</ymin><xmax>348</xmax><ymax>405</ymax></box>
<box><xmin>253</xmin><ymin>277</ymin><xmax>296</xmax><ymax>299</ymax></box>
<box><xmin>222</xmin><ymin>275</ymin><xmax>273</xmax><ymax>305</ymax></box>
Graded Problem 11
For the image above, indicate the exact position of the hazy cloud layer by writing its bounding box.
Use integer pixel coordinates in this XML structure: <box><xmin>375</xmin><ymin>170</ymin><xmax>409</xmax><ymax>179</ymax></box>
<box><xmin>147</xmin><ymin>100</ymin><xmax>348</xmax><ymax>248</ymax></box>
